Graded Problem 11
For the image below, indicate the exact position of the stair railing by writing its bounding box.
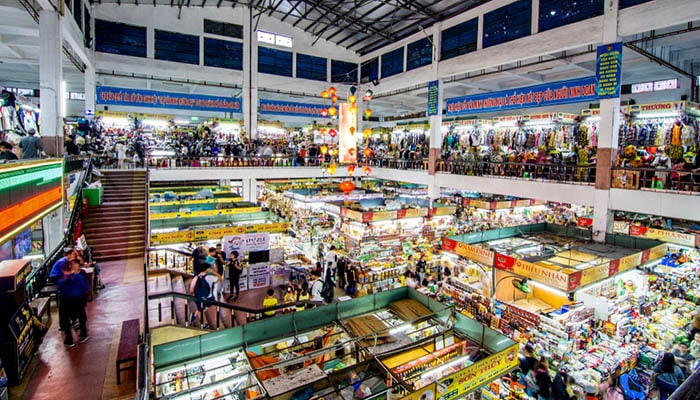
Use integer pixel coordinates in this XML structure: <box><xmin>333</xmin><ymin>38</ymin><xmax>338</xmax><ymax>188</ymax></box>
<box><xmin>147</xmin><ymin>290</ymin><xmax>324</xmax><ymax>330</ymax></box>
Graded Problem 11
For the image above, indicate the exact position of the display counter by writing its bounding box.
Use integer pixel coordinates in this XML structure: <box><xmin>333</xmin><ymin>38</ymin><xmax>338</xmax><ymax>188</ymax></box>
<box><xmin>154</xmin><ymin>349</ymin><xmax>264</xmax><ymax>400</ymax></box>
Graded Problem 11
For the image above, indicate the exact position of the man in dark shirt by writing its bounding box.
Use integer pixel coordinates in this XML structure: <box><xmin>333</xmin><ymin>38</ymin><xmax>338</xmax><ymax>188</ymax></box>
<box><xmin>49</xmin><ymin>247</ymin><xmax>77</xmax><ymax>280</ymax></box>
<box><xmin>19</xmin><ymin>128</ymin><xmax>42</xmax><ymax>159</ymax></box>
<box><xmin>0</xmin><ymin>141</ymin><xmax>18</xmax><ymax>160</ymax></box>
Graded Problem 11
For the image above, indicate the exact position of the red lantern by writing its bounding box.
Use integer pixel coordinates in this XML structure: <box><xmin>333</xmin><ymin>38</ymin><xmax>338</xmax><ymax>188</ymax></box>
<box><xmin>328</xmin><ymin>86</ymin><xmax>337</xmax><ymax>95</ymax></box>
<box><xmin>363</xmin><ymin>166</ymin><xmax>372</xmax><ymax>176</ymax></box>
<box><xmin>347</xmin><ymin>165</ymin><xmax>355</xmax><ymax>176</ymax></box>
<box><xmin>363</xmin><ymin>147</ymin><xmax>372</xmax><ymax>157</ymax></box>
<box><xmin>321</xmin><ymin>109</ymin><xmax>328</xmax><ymax>118</ymax></box>
<box><xmin>339</xmin><ymin>180</ymin><xmax>356</xmax><ymax>195</ymax></box>
<box><xmin>328</xmin><ymin>128</ymin><xmax>337</xmax><ymax>137</ymax></box>
<box><xmin>331</xmin><ymin>94</ymin><xmax>339</xmax><ymax>103</ymax></box>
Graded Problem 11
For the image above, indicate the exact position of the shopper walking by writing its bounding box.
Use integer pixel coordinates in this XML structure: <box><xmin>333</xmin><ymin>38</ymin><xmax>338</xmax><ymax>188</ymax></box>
<box><xmin>336</xmin><ymin>256</ymin><xmax>347</xmax><ymax>289</ymax></box>
<box><xmin>19</xmin><ymin>128</ymin><xmax>42</xmax><ymax>159</ymax></box>
<box><xmin>57</xmin><ymin>260</ymin><xmax>89</xmax><ymax>347</ymax></box>
<box><xmin>551</xmin><ymin>368</ymin><xmax>576</xmax><ymax>400</ymax></box>
<box><xmin>310</xmin><ymin>270</ymin><xmax>324</xmax><ymax>302</ymax></box>
<box><xmin>325</xmin><ymin>245</ymin><xmax>338</xmax><ymax>275</ymax></box>
<box><xmin>345</xmin><ymin>263</ymin><xmax>357</xmax><ymax>296</ymax></box>
<box><xmin>227</xmin><ymin>250</ymin><xmax>242</xmax><ymax>301</ymax></box>
<box><xmin>535</xmin><ymin>356</ymin><xmax>553</xmax><ymax>400</ymax></box>
<box><xmin>188</xmin><ymin>261</ymin><xmax>220</xmax><ymax>327</ymax></box>
<box><xmin>654</xmin><ymin>352</ymin><xmax>685</xmax><ymax>400</ymax></box>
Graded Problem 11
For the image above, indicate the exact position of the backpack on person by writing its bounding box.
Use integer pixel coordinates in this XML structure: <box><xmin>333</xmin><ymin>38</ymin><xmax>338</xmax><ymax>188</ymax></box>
<box><xmin>193</xmin><ymin>274</ymin><xmax>213</xmax><ymax>301</ymax></box>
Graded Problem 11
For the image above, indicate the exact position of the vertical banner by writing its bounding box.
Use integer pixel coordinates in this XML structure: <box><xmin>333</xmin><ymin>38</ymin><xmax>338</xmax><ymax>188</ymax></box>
<box><xmin>338</xmin><ymin>102</ymin><xmax>357</xmax><ymax>164</ymax></box>
<box><xmin>595</xmin><ymin>42</ymin><xmax>623</xmax><ymax>99</ymax></box>
<box><xmin>427</xmin><ymin>80</ymin><xmax>439</xmax><ymax>116</ymax></box>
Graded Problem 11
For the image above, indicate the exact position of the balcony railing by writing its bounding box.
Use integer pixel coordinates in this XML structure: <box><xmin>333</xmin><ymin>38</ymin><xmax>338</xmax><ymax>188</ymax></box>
<box><xmin>612</xmin><ymin>167</ymin><xmax>700</xmax><ymax>193</ymax></box>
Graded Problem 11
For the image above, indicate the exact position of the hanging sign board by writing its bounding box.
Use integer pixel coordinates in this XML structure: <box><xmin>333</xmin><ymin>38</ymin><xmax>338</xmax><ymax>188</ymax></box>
<box><xmin>259</xmin><ymin>99</ymin><xmax>325</xmax><ymax>117</ymax></box>
<box><xmin>427</xmin><ymin>80</ymin><xmax>439</xmax><ymax>117</ymax></box>
<box><xmin>149</xmin><ymin>222</ymin><xmax>288</xmax><ymax>245</ymax></box>
<box><xmin>338</xmin><ymin>102</ymin><xmax>358</xmax><ymax>164</ymax></box>
<box><xmin>595</xmin><ymin>42</ymin><xmax>623</xmax><ymax>98</ymax></box>
<box><xmin>96</xmin><ymin>86</ymin><xmax>241</xmax><ymax>113</ymax></box>
<box><xmin>441</xmin><ymin>237</ymin><xmax>495</xmax><ymax>266</ymax></box>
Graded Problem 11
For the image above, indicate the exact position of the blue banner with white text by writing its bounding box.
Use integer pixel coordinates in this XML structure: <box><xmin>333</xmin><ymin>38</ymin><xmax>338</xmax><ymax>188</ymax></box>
<box><xmin>596</xmin><ymin>42</ymin><xmax>623</xmax><ymax>99</ymax></box>
<box><xmin>445</xmin><ymin>77</ymin><xmax>598</xmax><ymax>116</ymax></box>
<box><xmin>259</xmin><ymin>99</ymin><xmax>326</xmax><ymax>117</ymax></box>
<box><xmin>96</xmin><ymin>86</ymin><xmax>242</xmax><ymax>113</ymax></box>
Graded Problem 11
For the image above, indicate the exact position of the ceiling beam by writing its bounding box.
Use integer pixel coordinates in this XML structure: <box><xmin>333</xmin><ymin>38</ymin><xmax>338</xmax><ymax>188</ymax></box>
<box><xmin>280</xmin><ymin>0</ymin><xmax>302</xmax><ymax>22</ymax></box>
<box><xmin>316</xmin><ymin>1</ymin><xmax>384</xmax><ymax>45</ymax></box>
<box><xmin>267</xmin><ymin>0</ymin><xmax>283</xmax><ymax>16</ymax></box>
<box><xmin>0</xmin><ymin>25</ymin><xmax>39</xmax><ymax>38</ymax></box>
<box><xmin>216</xmin><ymin>0</ymin><xmax>222</xmax><ymax>7</ymax></box>
<box><xmin>293</xmin><ymin>0</ymin><xmax>323</xmax><ymax>28</ymax></box>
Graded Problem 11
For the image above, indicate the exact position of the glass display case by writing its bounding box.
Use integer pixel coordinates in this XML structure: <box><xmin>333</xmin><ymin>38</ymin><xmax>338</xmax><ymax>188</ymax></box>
<box><xmin>154</xmin><ymin>350</ymin><xmax>263</xmax><ymax>400</ymax></box>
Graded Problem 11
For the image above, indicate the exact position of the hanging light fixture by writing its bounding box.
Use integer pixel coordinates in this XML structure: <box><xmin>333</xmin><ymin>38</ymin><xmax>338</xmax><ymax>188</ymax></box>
<box><xmin>328</xmin><ymin>163</ymin><xmax>337</xmax><ymax>175</ymax></box>
<box><xmin>320</xmin><ymin>145</ymin><xmax>328</xmax><ymax>155</ymax></box>
<box><xmin>362</xmin><ymin>166</ymin><xmax>372</xmax><ymax>176</ymax></box>
<box><xmin>328</xmin><ymin>128</ymin><xmax>337</xmax><ymax>137</ymax></box>
<box><xmin>339</xmin><ymin>180</ymin><xmax>356</xmax><ymax>195</ymax></box>
<box><xmin>327</xmin><ymin>106</ymin><xmax>337</xmax><ymax>117</ymax></box>
<box><xmin>347</xmin><ymin>165</ymin><xmax>355</xmax><ymax>176</ymax></box>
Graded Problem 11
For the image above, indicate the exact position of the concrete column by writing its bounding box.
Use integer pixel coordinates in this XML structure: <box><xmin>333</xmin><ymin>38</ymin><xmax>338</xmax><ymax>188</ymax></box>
<box><xmin>427</xmin><ymin>23</ymin><xmax>443</xmax><ymax>178</ymax></box>
<box><xmin>531</xmin><ymin>0</ymin><xmax>540</xmax><ymax>35</ymax></box>
<box><xmin>242</xmin><ymin>177</ymin><xmax>256</xmax><ymax>202</ymax></box>
<box><xmin>243</xmin><ymin>8</ymin><xmax>258</xmax><ymax>140</ymax></box>
<box><xmin>39</xmin><ymin>8</ymin><xmax>63</xmax><ymax>156</ymax></box>
<box><xmin>84</xmin><ymin>63</ymin><xmax>96</xmax><ymax>117</ymax></box>
<box><xmin>592</xmin><ymin>0</ymin><xmax>620</xmax><ymax>243</ymax></box>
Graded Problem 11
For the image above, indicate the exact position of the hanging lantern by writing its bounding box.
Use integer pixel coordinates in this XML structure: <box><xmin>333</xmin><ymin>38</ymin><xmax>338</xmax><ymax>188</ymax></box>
<box><xmin>363</xmin><ymin>89</ymin><xmax>373</xmax><ymax>101</ymax></box>
<box><xmin>331</xmin><ymin>94</ymin><xmax>339</xmax><ymax>103</ymax></box>
<box><xmin>328</xmin><ymin>86</ymin><xmax>337</xmax><ymax>95</ymax></box>
<box><xmin>348</xmin><ymin>95</ymin><xmax>357</xmax><ymax>104</ymax></box>
<box><xmin>339</xmin><ymin>180</ymin><xmax>356</xmax><ymax>195</ymax></box>
<box><xmin>320</xmin><ymin>145</ymin><xmax>328</xmax><ymax>155</ymax></box>
<box><xmin>364</xmin><ymin>108</ymin><xmax>372</xmax><ymax>118</ymax></box>
<box><xmin>328</xmin><ymin>128</ymin><xmax>337</xmax><ymax>137</ymax></box>
<box><xmin>350</xmin><ymin>86</ymin><xmax>358</xmax><ymax>95</ymax></box>
<box><xmin>321</xmin><ymin>90</ymin><xmax>329</xmax><ymax>98</ymax></box>
<box><xmin>321</xmin><ymin>109</ymin><xmax>328</xmax><ymax>118</ymax></box>
<box><xmin>349</xmin><ymin>126</ymin><xmax>356</xmax><ymax>135</ymax></box>
<box><xmin>363</xmin><ymin>147</ymin><xmax>372</xmax><ymax>157</ymax></box>
<box><xmin>328</xmin><ymin>106</ymin><xmax>337</xmax><ymax>116</ymax></box>
<box><xmin>363</xmin><ymin>128</ymin><xmax>372</xmax><ymax>138</ymax></box>
<box><xmin>363</xmin><ymin>166</ymin><xmax>372</xmax><ymax>176</ymax></box>
<box><xmin>330</xmin><ymin>147</ymin><xmax>338</xmax><ymax>156</ymax></box>
<box><xmin>350</xmin><ymin>104</ymin><xmax>358</xmax><ymax>114</ymax></box>
<box><xmin>328</xmin><ymin>163</ymin><xmax>337</xmax><ymax>175</ymax></box>
<box><xmin>347</xmin><ymin>165</ymin><xmax>355</xmax><ymax>176</ymax></box>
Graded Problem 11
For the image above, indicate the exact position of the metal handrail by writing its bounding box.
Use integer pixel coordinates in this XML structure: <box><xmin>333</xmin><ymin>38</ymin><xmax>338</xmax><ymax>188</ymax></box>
<box><xmin>611</xmin><ymin>166</ymin><xmax>700</xmax><ymax>192</ymax></box>
<box><xmin>147</xmin><ymin>290</ymin><xmax>323</xmax><ymax>315</ymax></box>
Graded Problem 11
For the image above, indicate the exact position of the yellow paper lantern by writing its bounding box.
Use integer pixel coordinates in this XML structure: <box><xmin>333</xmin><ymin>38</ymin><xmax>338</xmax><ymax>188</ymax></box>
<box><xmin>320</xmin><ymin>128</ymin><xmax>327</xmax><ymax>135</ymax></box>
<box><xmin>328</xmin><ymin>163</ymin><xmax>337</xmax><ymax>175</ymax></box>
<box><xmin>350</xmin><ymin>105</ymin><xmax>358</xmax><ymax>114</ymax></box>
<box><xmin>328</xmin><ymin>106</ymin><xmax>337</xmax><ymax>116</ymax></box>
<box><xmin>363</xmin><ymin>128</ymin><xmax>372</xmax><ymax>138</ymax></box>
<box><xmin>348</xmin><ymin>95</ymin><xmax>357</xmax><ymax>103</ymax></box>
<box><xmin>321</xmin><ymin>90</ymin><xmax>329</xmax><ymax>98</ymax></box>
<box><xmin>320</xmin><ymin>145</ymin><xmax>328</xmax><ymax>155</ymax></box>
<box><xmin>349</xmin><ymin>126</ymin><xmax>356</xmax><ymax>135</ymax></box>
<box><xmin>364</xmin><ymin>108</ymin><xmax>372</xmax><ymax>117</ymax></box>
<box><xmin>363</xmin><ymin>166</ymin><xmax>372</xmax><ymax>176</ymax></box>
<box><xmin>331</xmin><ymin>148</ymin><xmax>338</xmax><ymax>155</ymax></box>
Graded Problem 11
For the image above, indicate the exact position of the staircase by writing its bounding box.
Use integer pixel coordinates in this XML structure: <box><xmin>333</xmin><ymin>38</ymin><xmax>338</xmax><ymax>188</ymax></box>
<box><xmin>82</xmin><ymin>169</ymin><xmax>147</xmax><ymax>261</ymax></box>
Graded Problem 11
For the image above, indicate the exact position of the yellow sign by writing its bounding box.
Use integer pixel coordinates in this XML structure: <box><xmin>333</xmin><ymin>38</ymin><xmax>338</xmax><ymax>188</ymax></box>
<box><xmin>150</xmin><ymin>222</ymin><xmax>289</xmax><ymax>245</ymax></box>
<box><xmin>627</xmin><ymin>101</ymin><xmax>686</xmax><ymax>114</ymax></box>
<box><xmin>150</xmin><ymin>206</ymin><xmax>262</xmax><ymax>220</ymax></box>
<box><xmin>469</xmin><ymin>200</ymin><xmax>492</xmax><ymax>209</ymax></box>
<box><xmin>643</xmin><ymin>228</ymin><xmax>698</xmax><ymax>247</ymax></box>
<box><xmin>618</xmin><ymin>252</ymin><xmax>642</xmax><ymax>273</ymax></box>
<box><xmin>96</xmin><ymin>110</ymin><xmax>174</xmax><ymax>120</ymax></box>
<box><xmin>370</xmin><ymin>211</ymin><xmax>397</xmax><ymax>221</ymax></box>
<box><xmin>149</xmin><ymin>197</ymin><xmax>243</xmax><ymax>207</ymax></box>
<box><xmin>342</xmin><ymin>208</ymin><xmax>364</xmax><ymax>221</ymax></box>
<box><xmin>648</xmin><ymin>243</ymin><xmax>668</xmax><ymax>260</ymax></box>
<box><xmin>515</xmin><ymin>260</ymin><xmax>569</xmax><ymax>291</ymax></box>
<box><xmin>433</xmin><ymin>206</ymin><xmax>457</xmax><ymax>216</ymax></box>
<box><xmin>452</xmin><ymin>242</ymin><xmax>495</xmax><ymax>266</ymax></box>
<box><xmin>403</xmin><ymin>208</ymin><xmax>429</xmax><ymax>219</ymax></box>
<box><xmin>438</xmin><ymin>344</ymin><xmax>518</xmax><ymax>399</ymax></box>
<box><xmin>402</xmin><ymin>383</ymin><xmax>437</xmax><ymax>400</ymax></box>
<box><xmin>580</xmin><ymin>263</ymin><xmax>610</xmax><ymax>286</ymax></box>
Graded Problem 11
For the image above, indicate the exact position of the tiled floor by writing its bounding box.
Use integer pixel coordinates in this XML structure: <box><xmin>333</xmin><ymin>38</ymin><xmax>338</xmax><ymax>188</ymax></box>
<box><xmin>10</xmin><ymin>258</ymin><xmax>144</xmax><ymax>400</ymax></box>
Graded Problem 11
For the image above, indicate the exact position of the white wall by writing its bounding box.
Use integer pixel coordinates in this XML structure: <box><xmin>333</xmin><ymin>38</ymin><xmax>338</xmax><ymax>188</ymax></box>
<box><xmin>609</xmin><ymin>189</ymin><xmax>700</xmax><ymax>221</ymax></box>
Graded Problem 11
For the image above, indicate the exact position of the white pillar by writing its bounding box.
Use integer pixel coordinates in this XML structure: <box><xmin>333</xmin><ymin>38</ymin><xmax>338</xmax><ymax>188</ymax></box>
<box><xmin>592</xmin><ymin>0</ymin><xmax>621</xmax><ymax>243</ymax></box>
<box><xmin>84</xmin><ymin>63</ymin><xmax>96</xmax><ymax>117</ymax></box>
<box><xmin>39</xmin><ymin>8</ymin><xmax>63</xmax><ymax>156</ymax></box>
<box><xmin>242</xmin><ymin>177</ymin><xmax>256</xmax><ymax>202</ymax></box>
<box><xmin>243</xmin><ymin>9</ymin><xmax>258</xmax><ymax>141</ymax></box>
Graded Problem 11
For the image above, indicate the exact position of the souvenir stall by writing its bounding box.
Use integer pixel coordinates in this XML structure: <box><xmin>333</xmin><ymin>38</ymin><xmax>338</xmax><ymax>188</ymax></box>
<box><xmin>257</xmin><ymin>121</ymin><xmax>288</xmax><ymax>141</ymax></box>
<box><xmin>1</xmin><ymin>91</ymin><xmax>40</xmax><ymax>154</ymax></box>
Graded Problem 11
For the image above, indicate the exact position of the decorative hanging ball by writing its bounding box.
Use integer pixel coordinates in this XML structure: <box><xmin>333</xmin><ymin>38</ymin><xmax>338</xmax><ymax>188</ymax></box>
<box><xmin>347</xmin><ymin>164</ymin><xmax>356</xmax><ymax>176</ymax></box>
<box><xmin>320</xmin><ymin>128</ymin><xmax>328</xmax><ymax>135</ymax></box>
<box><xmin>320</xmin><ymin>145</ymin><xmax>328</xmax><ymax>155</ymax></box>
<box><xmin>363</xmin><ymin>166</ymin><xmax>372</xmax><ymax>176</ymax></box>
<box><xmin>349</xmin><ymin>126</ymin><xmax>356</xmax><ymax>135</ymax></box>
<box><xmin>330</xmin><ymin>148</ymin><xmax>338</xmax><ymax>156</ymax></box>
<box><xmin>328</xmin><ymin>106</ymin><xmax>337</xmax><ymax>116</ymax></box>
<box><xmin>364</xmin><ymin>108</ymin><xmax>372</xmax><ymax>118</ymax></box>
<box><xmin>328</xmin><ymin>163</ymin><xmax>337</xmax><ymax>175</ymax></box>
<box><xmin>363</xmin><ymin>89</ymin><xmax>373</xmax><ymax>101</ymax></box>
<box><xmin>328</xmin><ymin>128</ymin><xmax>337</xmax><ymax>137</ymax></box>
<box><xmin>350</xmin><ymin>104</ymin><xmax>358</xmax><ymax>114</ymax></box>
<box><xmin>348</xmin><ymin>95</ymin><xmax>357</xmax><ymax>104</ymax></box>
<box><xmin>364</xmin><ymin>147</ymin><xmax>372</xmax><ymax>157</ymax></box>
<box><xmin>321</xmin><ymin>109</ymin><xmax>328</xmax><ymax>118</ymax></box>
<box><xmin>328</xmin><ymin>86</ymin><xmax>337</xmax><ymax>95</ymax></box>
<box><xmin>339</xmin><ymin>180</ymin><xmax>355</xmax><ymax>194</ymax></box>
<box><xmin>321</xmin><ymin>90</ymin><xmax>329</xmax><ymax>98</ymax></box>
<box><xmin>363</xmin><ymin>128</ymin><xmax>372</xmax><ymax>138</ymax></box>
<box><xmin>331</xmin><ymin>94</ymin><xmax>339</xmax><ymax>103</ymax></box>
